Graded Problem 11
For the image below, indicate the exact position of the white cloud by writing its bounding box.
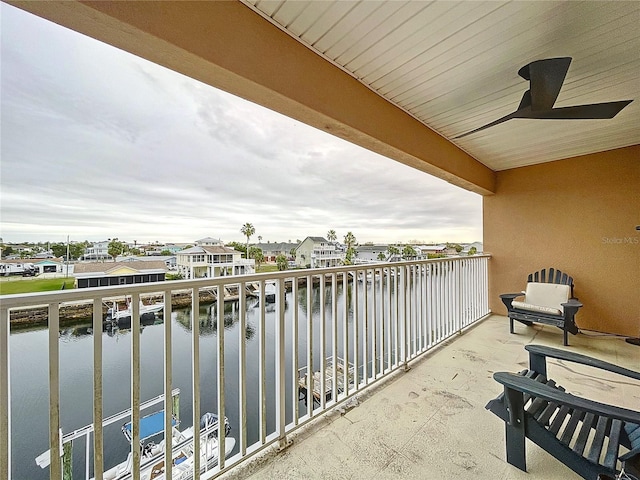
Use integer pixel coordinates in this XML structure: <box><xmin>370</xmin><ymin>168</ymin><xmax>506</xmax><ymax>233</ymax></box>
<box><xmin>0</xmin><ymin>3</ymin><xmax>482</xmax><ymax>245</ymax></box>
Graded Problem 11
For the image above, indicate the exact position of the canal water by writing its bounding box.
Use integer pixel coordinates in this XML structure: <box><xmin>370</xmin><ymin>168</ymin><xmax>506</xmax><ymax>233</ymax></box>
<box><xmin>10</xmin><ymin>280</ymin><xmax>401</xmax><ymax>479</ymax></box>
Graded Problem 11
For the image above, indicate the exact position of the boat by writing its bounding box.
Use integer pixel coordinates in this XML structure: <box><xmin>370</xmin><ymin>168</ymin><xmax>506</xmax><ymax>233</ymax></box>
<box><xmin>256</xmin><ymin>281</ymin><xmax>277</xmax><ymax>303</ymax></box>
<box><xmin>100</xmin><ymin>411</ymin><xmax>234</xmax><ymax>480</ymax></box>
<box><xmin>105</xmin><ymin>299</ymin><xmax>164</xmax><ymax>324</ymax></box>
<box><xmin>35</xmin><ymin>390</ymin><xmax>234</xmax><ymax>480</ymax></box>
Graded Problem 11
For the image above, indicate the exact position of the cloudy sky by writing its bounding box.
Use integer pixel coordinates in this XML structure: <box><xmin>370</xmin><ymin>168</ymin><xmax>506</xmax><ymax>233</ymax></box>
<box><xmin>0</xmin><ymin>4</ymin><xmax>482</xmax><ymax>246</ymax></box>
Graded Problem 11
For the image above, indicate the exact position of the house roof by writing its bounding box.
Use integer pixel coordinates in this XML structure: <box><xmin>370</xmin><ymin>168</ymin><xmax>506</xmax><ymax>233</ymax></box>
<box><xmin>0</xmin><ymin>257</ymin><xmax>62</xmax><ymax>265</ymax></box>
<box><xmin>179</xmin><ymin>245</ymin><xmax>239</xmax><ymax>255</ymax></box>
<box><xmin>356</xmin><ymin>245</ymin><xmax>389</xmax><ymax>253</ymax></box>
<box><xmin>74</xmin><ymin>261</ymin><xmax>168</xmax><ymax>274</ymax></box>
<box><xmin>196</xmin><ymin>237</ymin><xmax>222</xmax><ymax>244</ymax></box>
<box><xmin>254</xmin><ymin>242</ymin><xmax>298</xmax><ymax>253</ymax></box>
<box><xmin>306</xmin><ymin>237</ymin><xmax>328</xmax><ymax>243</ymax></box>
<box><xmin>416</xmin><ymin>245</ymin><xmax>447</xmax><ymax>252</ymax></box>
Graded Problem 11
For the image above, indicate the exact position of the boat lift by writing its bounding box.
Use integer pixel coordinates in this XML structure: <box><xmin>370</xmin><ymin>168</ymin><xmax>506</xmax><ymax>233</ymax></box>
<box><xmin>35</xmin><ymin>389</ymin><xmax>180</xmax><ymax>480</ymax></box>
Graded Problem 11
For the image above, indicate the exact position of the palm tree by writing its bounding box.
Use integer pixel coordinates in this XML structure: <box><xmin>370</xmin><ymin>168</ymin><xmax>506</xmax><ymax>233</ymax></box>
<box><xmin>402</xmin><ymin>245</ymin><xmax>417</xmax><ymax>260</ymax></box>
<box><xmin>240</xmin><ymin>223</ymin><xmax>255</xmax><ymax>258</ymax></box>
<box><xmin>377</xmin><ymin>252</ymin><xmax>386</xmax><ymax>261</ymax></box>
<box><xmin>343</xmin><ymin>231</ymin><xmax>356</xmax><ymax>249</ymax></box>
<box><xmin>327</xmin><ymin>229</ymin><xmax>337</xmax><ymax>243</ymax></box>
<box><xmin>343</xmin><ymin>231</ymin><xmax>357</xmax><ymax>265</ymax></box>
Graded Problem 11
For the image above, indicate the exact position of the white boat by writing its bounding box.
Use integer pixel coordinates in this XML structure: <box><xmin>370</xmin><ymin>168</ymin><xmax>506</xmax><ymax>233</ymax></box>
<box><xmin>257</xmin><ymin>282</ymin><xmax>276</xmax><ymax>303</ymax></box>
<box><xmin>100</xmin><ymin>411</ymin><xmax>235</xmax><ymax>480</ymax></box>
<box><xmin>105</xmin><ymin>299</ymin><xmax>164</xmax><ymax>324</ymax></box>
<box><xmin>35</xmin><ymin>390</ymin><xmax>234</xmax><ymax>480</ymax></box>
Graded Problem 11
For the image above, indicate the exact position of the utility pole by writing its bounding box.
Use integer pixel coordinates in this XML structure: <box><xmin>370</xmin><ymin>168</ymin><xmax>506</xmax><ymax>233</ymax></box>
<box><xmin>66</xmin><ymin>235</ymin><xmax>70</xmax><ymax>278</ymax></box>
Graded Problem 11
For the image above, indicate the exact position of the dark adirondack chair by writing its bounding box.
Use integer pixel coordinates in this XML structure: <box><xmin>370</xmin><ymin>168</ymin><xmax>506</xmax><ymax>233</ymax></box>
<box><xmin>486</xmin><ymin>345</ymin><xmax>640</xmax><ymax>479</ymax></box>
<box><xmin>500</xmin><ymin>267</ymin><xmax>582</xmax><ymax>345</ymax></box>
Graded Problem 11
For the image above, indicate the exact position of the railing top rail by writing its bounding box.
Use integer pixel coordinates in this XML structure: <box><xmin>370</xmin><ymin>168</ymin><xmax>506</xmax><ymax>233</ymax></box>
<box><xmin>0</xmin><ymin>255</ymin><xmax>490</xmax><ymax>309</ymax></box>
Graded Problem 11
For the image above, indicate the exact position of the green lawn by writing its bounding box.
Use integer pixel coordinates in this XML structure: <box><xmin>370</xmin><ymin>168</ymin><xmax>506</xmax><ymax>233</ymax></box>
<box><xmin>0</xmin><ymin>277</ymin><xmax>75</xmax><ymax>295</ymax></box>
<box><xmin>256</xmin><ymin>264</ymin><xmax>279</xmax><ymax>273</ymax></box>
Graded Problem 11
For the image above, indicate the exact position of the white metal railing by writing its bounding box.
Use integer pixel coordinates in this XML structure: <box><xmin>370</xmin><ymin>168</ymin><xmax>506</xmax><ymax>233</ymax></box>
<box><xmin>0</xmin><ymin>255</ymin><xmax>489</xmax><ymax>480</ymax></box>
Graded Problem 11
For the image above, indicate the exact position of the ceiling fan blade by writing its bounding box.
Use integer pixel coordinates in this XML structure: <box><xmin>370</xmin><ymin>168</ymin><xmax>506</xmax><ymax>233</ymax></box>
<box><xmin>518</xmin><ymin>57</ymin><xmax>572</xmax><ymax>111</ymax></box>
<box><xmin>517</xmin><ymin>90</ymin><xmax>532</xmax><ymax>110</ymax></box>
<box><xmin>454</xmin><ymin>112</ymin><xmax>516</xmax><ymax>139</ymax></box>
<box><xmin>529</xmin><ymin>100</ymin><xmax>633</xmax><ymax>119</ymax></box>
<box><xmin>454</xmin><ymin>57</ymin><xmax>633</xmax><ymax>138</ymax></box>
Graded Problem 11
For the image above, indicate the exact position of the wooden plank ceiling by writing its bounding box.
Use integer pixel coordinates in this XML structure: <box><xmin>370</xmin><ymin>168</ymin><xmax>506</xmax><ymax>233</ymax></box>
<box><xmin>242</xmin><ymin>0</ymin><xmax>640</xmax><ymax>170</ymax></box>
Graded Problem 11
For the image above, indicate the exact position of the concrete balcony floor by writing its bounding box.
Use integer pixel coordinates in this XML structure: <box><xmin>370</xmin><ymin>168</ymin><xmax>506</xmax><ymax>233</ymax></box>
<box><xmin>221</xmin><ymin>315</ymin><xmax>640</xmax><ymax>480</ymax></box>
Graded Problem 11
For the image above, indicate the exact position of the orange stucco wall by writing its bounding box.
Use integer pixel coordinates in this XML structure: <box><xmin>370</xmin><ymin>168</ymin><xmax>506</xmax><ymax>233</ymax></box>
<box><xmin>484</xmin><ymin>145</ymin><xmax>640</xmax><ymax>336</ymax></box>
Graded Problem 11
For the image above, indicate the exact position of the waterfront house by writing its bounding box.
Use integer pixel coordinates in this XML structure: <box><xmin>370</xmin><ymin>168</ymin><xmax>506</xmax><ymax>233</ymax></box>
<box><xmin>462</xmin><ymin>242</ymin><xmax>484</xmax><ymax>255</ymax></box>
<box><xmin>415</xmin><ymin>244</ymin><xmax>448</xmax><ymax>258</ymax></box>
<box><xmin>2</xmin><ymin>2</ymin><xmax>638</xmax><ymax>480</ymax></box>
<box><xmin>176</xmin><ymin>244</ymin><xmax>254</xmax><ymax>279</ymax></box>
<box><xmin>81</xmin><ymin>241</ymin><xmax>111</xmax><ymax>261</ymax></box>
<box><xmin>254</xmin><ymin>242</ymin><xmax>298</xmax><ymax>263</ymax></box>
<box><xmin>294</xmin><ymin>236</ymin><xmax>344</xmax><ymax>268</ymax></box>
<box><xmin>33</xmin><ymin>258</ymin><xmax>65</xmax><ymax>275</ymax></box>
<box><xmin>355</xmin><ymin>244</ymin><xmax>392</xmax><ymax>264</ymax></box>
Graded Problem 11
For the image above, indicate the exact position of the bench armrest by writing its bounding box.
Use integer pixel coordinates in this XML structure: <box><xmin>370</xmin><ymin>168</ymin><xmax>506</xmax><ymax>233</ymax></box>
<box><xmin>501</xmin><ymin>293</ymin><xmax>524</xmax><ymax>299</ymax></box>
<box><xmin>493</xmin><ymin>371</ymin><xmax>640</xmax><ymax>425</ymax></box>
<box><xmin>561</xmin><ymin>298</ymin><xmax>583</xmax><ymax>308</ymax></box>
<box><xmin>500</xmin><ymin>293</ymin><xmax>523</xmax><ymax>310</ymax></box>
<box><xmin>525</xmin><ymin>344</ymin><xmax>640</xmax><ymax>381</ymax></box>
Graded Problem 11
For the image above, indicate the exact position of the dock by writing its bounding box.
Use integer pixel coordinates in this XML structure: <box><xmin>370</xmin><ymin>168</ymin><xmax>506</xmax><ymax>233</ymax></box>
<box><xmin>298</xmin><ymin>357</ymin><xmax>355</xmax><ymax>403</ymax></box>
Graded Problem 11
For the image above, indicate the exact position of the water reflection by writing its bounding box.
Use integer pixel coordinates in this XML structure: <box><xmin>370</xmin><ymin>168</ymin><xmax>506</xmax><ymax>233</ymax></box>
<box><xmin>10</xmin><ymin>281</ymin><xmax>392</xmax><ymax>480</ymax></box>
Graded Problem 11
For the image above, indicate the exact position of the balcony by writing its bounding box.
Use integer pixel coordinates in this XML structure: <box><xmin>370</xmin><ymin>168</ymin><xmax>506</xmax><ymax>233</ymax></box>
<box><xmin>225</xmin><ymin>314</ymin><xmax>639</xmax><ymax>480</ymax></box>
<box><xmin>2</xmin><ymin>2</ymin><xmax>638</xmax><ymax>479</ymax></box>
<box><xmin>2</xmin><ymin>256</ymin><xmax>495</xmax><ymax>479</ymax></box>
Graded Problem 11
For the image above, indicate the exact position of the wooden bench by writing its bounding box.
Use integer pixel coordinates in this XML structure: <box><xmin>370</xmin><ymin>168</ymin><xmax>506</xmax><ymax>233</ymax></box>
<box><xmin>486</xmin><ymin>345</ymin><xmax>640</xmax><ymax>479</ymax></box>
<box><xmin>500</xmin><ymin>268</ymin><xmax>582</xmax><ymax>345</ymax></box>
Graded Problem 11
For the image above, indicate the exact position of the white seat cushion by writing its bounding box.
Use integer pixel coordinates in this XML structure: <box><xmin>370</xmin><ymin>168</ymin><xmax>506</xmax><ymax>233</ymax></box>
<box><xmin>511</xmin><ymin>300</ymin><xmax>562</xmax><ymax>315</ymax></box>
<box><xmin>513</xmin><ymin>282</ymin><xmax>570</xmax><ymax>315</ymax></box>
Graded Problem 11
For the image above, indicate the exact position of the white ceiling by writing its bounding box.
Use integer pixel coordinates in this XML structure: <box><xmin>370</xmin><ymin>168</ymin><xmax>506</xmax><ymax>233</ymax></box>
<box><xmin>242</xmin><ymin>0</ymin><xmax>640</xmax><ymax>171</ymax></box>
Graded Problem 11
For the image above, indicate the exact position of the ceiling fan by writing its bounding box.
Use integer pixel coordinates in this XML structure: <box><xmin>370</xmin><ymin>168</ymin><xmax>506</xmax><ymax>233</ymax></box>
<box><xmin>455</xmin><ymin>57</ymin><xmax>633</xmax><ymax>139</ymax></box>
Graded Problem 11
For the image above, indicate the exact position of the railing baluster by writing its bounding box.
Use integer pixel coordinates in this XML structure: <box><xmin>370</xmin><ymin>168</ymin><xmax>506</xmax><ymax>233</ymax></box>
<box><xmin>319</xmin><ymin>275</ymin><xmax>326</xmax><ymax>410</ymax></box>
<box><xmin>291</xmin><ymin>278</ymin><xmax>299</xmax><ymax>425</ymax></box>
<box><xmin>188</xmin><ymin>287</ymin><xmax>198</xmax><ymax>478</ymax></box>
<box><xmin>428</xmin><ymin>264</ymin><xmax>433</xmax><ymax>347</ymax></box>
<box><xmin>239</xmin><ymin>282</ymin><xmax>247</xmax><ymax>454</ymax></box>
<box><xmin>275</xmin><ymin>278</ymin><xmax>286</xmax><ymax>447</ymax></box>
<box><xmin>372</xmin><ymin>268</ymin><xmax>378</xmax><ymax>379</ymax></box>
<box><xmin>386</xmin><ymin>268</ymin><xmax>392</xmax><ymax>371</ymax></box>
<box><xmin>258</xmin><ymin>280</ymin><xmax>266</xmax><ymax>443</ymax></box>
<box><xmin>217</xmin><ymin>289</ymin><xmax>226</xmax><ymax>470</ymax></box>
<box><xmin>362</xmin><ymin>269</ymin><xmax>368</xmax><ymax>385</ymax></box>
<box><xmin>306</xmin><ymin>275</ymin><xmax>313</xmax><ymax>416</ymax></box>
<box><xmin>353</xmin><ymin>270</ymin><xmax>359</xmax><ymax>389</ymax></box>
<box><xmin>0</xmin><ymin>306</ymin><xmax>8</xmax><ymax>480</ymax></box>
<box><xmin>92</xmin><ymin>299</ymin><xmax>103</xmax><ymax>480</ymax></box>
<box><xmin>342</xmin><ymin>272</ymin><xmax>349</xmax><ymax>398</ymax></box>
<box><xmin>379</xmin><ymin>269</ymin><xmax>386</xmax><ymax>375</ymax></box>
<box><xmin>393</xmin><ymin>266</ymin><xmax>399</xmax><ymax>368</ymax></box>
<box><xmin>47</xmin><ymin>302</ymin><xmax>61</xmax><ymax>480</ymax></box>
<box><xmin>404</xmin><ymin>267</ymin><xmax>410</xmax><ymax>367</ymax></box>
<box><xmin>131</xmin><ymin>293</ymin><xmax>141</xmax><ymax>480</ymax></box>
<box><xmin>331</xmin><ymin>273</ymin><xmax>338</xmax><ymax>402</ymax></box>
